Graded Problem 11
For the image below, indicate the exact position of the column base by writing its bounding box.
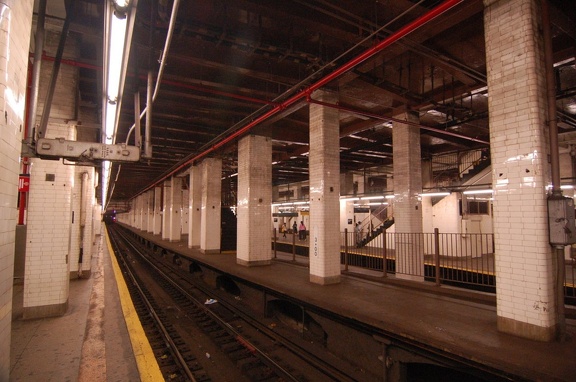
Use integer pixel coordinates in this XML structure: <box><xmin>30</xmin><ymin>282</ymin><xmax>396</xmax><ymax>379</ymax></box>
<box><xmin>23</xmin><ymin>300</ymin><xmax>68</xmax><ymax>319</ymax></box>
<box><xmin>79</xmin><ymin>269</ymin><xmax>92</xmax><ymax>279</ymax></box>
<box><xmin>200</xmin><ymin>248</ymin><xmax>221</xmax><ymax>254</ymax></box>
<box><xmin>310</xmin><ymin>274</ymin><xmax>340</xmax><ymax>285</ymax></box>
<box><xmin>237</xmin><ymin>258</ymin><xmax>271</xmax><ymax>267</ymax></box>
<box><xmin>497</xmin><ymin>316</ymin><xmax>557</xmax><ymax>342</ymax></box>
<box><xmin>396</xmin><ymin>274</ymin><xmax>424</xmax><ymax>282</ymax></box>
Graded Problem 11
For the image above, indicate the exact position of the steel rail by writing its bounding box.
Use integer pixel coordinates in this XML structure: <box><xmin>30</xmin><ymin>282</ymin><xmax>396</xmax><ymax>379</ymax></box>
<box><xmin>107</xmin><ymin>227</ymin><xmax>198</xmax><ymax>382</ymax></box>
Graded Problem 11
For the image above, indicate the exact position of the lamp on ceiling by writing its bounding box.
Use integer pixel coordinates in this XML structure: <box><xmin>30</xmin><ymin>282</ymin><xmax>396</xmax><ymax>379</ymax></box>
<box><xmin>102</xmin><ymin>0</ymin><xmax>136</xmax><ymax>210</ymax></box>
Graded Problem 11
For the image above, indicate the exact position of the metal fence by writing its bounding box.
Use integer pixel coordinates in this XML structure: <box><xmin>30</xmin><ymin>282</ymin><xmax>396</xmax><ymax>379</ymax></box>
<box><xmin>341</xmin><ymin>229</ymin><xmax>495</xmax><ymax>290</ymax></box>
<box><xmin>272</xmin><ymin>228</ymin><xmax>575</xmax><ymax>302</ymax></box>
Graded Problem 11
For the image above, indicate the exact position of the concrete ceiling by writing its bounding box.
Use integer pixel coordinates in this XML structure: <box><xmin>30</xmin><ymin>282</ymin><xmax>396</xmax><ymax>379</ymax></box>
<box><xmin>44</xmin><ymin>0</ymin><xmax>576</xmax><ymax>209</ymax></box>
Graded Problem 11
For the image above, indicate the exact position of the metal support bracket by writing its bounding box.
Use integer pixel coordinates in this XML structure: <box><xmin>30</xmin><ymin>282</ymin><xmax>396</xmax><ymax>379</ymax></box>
<box><xmin>36</xmin><ymin>138</ymin><xmax>140</xmax><ymax>162</ymax></box>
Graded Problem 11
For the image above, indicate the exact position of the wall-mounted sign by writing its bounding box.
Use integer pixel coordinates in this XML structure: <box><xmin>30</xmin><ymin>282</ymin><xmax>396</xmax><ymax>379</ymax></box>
<box><xmin>273</xmin><ymin>212</ymin><xmax>298</xmax><ymax>217</ymax></box>
<box><xmin>18</xmin><ymin>174</ymin><xmax>30</xmax><ymax>192</ymax></box>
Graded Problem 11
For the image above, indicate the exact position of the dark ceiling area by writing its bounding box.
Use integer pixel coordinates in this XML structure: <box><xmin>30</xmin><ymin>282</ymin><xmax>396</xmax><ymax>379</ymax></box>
<box><xmin>63</xmin><ymin>0</ymin><xmax>575</xmax><ymax>209</ymax></box>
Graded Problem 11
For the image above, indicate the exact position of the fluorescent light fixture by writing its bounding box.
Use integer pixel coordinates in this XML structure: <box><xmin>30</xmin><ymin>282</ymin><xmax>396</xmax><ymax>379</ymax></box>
<box><xmin>102</xmin><ymin>0</ymin><xmax>136</xmax><ymax>210</ymax></box>
<box><xmin>420</xmin><ymin>192</ymin><xmax>450</xmax><ymax>197</ymax></box>
<box><xmin>361</xmin><ymin>195</ymin><xmax>385</xmax><ymax>200</ymax></box>
<box><xmin>463</xmin><ymin>189</ymin><xmax>493</xmax><ymax>195</ymax></box>
<box><xmin>368</xmin><ymin>202</ymin><xmax>389</xmax><ymax>206</ymax></box>
<box><xmin>113</xmin><ymin>0</ymin><xmax>130</xmax><ymax>7</ymax></box>
<box><xmin>385</xmin><ymin>195</ymin><xmax>395</xmax><ymax>199</ymax></box>
<box><xmin>545</xmin><ymin>184</ymin><xmax>575</xmax><ymax>191</ymax></box>
<box><xmin>105</xmin><ymin>103</ymin><xmax>117</xmax><ymax>143</ymax></box>
<box><xmin>293</xmin><ymin>201</ymin><xmax>307</xmax><ymax>205</ymax></box>
<box><xmin>107</xmin><ymin>13</ymin><xmax>127</xmax><ymax>104</ymax></box>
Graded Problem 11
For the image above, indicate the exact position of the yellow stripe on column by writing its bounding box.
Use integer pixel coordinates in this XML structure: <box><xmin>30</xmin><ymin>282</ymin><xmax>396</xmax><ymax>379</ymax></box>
<box><xmin>105</xmin><ymin>229</ymin><xmax>164</xmax><ymax>381</ymax></box>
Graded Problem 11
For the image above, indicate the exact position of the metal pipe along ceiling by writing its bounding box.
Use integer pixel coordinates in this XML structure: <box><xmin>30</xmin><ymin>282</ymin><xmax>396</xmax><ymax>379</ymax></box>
<box><xmin>141</xmin><ymin>0</ymin><xmax>464</xmax><ymax>197</ymax></box>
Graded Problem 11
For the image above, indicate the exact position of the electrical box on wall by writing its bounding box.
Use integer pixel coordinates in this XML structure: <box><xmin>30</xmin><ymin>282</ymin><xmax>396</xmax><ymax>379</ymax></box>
<box><xmin>548</xmin><ymin>195</ymin><xmax>576</xmax><ymax>246</ymax></box>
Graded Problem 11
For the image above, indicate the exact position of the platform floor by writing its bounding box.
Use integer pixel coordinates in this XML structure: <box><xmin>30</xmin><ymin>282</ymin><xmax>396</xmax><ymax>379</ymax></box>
<box><xmin>133</xmin><ymin>226</ymin><xmax>576</xmax><ymax>382</ymax></box>
<box><xmin>9</xmin><ymin>225</ymin><xmax>576</xmax><ymax>381</ymax></box>
<box><xmin>10</xmin><ymin>233</ymin><xmax>143</xmax><ymax>382</ymax></box>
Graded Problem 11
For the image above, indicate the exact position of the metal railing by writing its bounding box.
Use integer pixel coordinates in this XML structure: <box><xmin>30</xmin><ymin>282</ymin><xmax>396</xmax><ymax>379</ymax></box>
<box><xmin>342</xmin><ymin>229</ymin><xmax>496</xmax><ymax>289</ymax></box>
<box><xmin>272</xmin><ymin>228</ymin><xmax>575</xmax><ymax>302</ymax></box>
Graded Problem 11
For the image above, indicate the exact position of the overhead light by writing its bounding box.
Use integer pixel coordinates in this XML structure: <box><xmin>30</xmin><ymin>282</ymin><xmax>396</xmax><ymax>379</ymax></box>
<box><xmin>113</xmin><ymin>0</ymin><xmax>130</xmax><ymax>10</ymax></box>
<box><xmin>361</xmin><ymin>195</ymin><xmax>385</xmax><ymax>200</ymax></box>
<box><xmin>463</xmin><ymin>189</ymin><xmax>493</xmax><ymax>195</ymax></box>
<box><xmin>385</xmin><ymin>195</ymin><xmax>395</xmax><ymax>199</ymax></box>
<box><xmin>102</xmin><ymin>0</ymin><xmax>135</xmax><ymax>210</ymax></box>
<box><xmin>106</xmin><ymin>13</ymin><xmax>127</xmax><ymax>104</ymax></box>
<box><xmin>420</xmin><ymin>192</ymin><xmax>450</xmax><ymax>197</ymax></box>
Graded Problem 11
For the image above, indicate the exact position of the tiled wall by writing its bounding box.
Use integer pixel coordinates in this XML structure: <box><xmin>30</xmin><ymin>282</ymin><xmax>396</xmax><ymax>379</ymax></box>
<box><xmin>309</xmin><ymin>90</ymin><xmax>341</xmax><ymax>284</ymax></box>
<box><xmin>0</xmin><ymin>1</ymin><xmax>33</xmax><ymax>378</ymax></box>
<box><xmin>23</xmin><ymin>17</ymin><xmax>80</xmax><ymax>317</ymax></box>
<box><xmin>188</xmin><ymin>168</ymin><xmax>201</xmax><ymax>247</ymax></box>
<box><xmin>24</xmin><ymin>122</ymin><xmax>75</xmax><ymax>316</ymax></box>
<box><xmin>236</xmin><ymin>135</ymin><xmax>272</xmax><ymax>265</ymax></box>
<box><xmin>484</xmin><ymin>0</ymin><xmax>557</xmax><ymax>340</ymax></box>
<box><xmin>392</xmin><ymin>111</ymin><xmax>424</xmax><ymax>279</ymax></box>
<box><xmin>200</xmin><ymin>158</ymin><xmax>222</xmax><ymax>252</ymax></box>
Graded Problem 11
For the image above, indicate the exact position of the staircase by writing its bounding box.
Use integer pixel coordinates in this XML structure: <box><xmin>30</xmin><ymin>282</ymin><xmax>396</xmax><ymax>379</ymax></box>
<box><xmin>357</xmin><ymin>217</ymin><xmax>394</xmax><ymax>248</ymax></box>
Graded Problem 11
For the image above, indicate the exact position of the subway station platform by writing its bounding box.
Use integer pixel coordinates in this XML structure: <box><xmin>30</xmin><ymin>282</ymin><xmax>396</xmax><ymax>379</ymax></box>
<box><xmin>9</xmin><ymin>231</ymin><xmax>160</xmax><ymax>382</ymax></box>
<box><xmin>9</xmin><ymin>224</ymin><xmax>576</xmax><ymax>381</ymax></box>
<box><xmin>125</xmin><ymin>224</ymin><xmax>576</xmax><ymax>381</ymax></box>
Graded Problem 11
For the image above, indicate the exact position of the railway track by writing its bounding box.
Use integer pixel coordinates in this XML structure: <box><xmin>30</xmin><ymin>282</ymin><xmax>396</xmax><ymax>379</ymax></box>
<box><xmin>107</xmin><ymin>224</ymin><xmax>360</xmax><ymax>381</ymax></box>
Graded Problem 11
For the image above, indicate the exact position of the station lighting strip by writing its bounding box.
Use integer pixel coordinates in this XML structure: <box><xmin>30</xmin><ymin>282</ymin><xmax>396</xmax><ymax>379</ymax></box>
<box><xmin>101</xmin><ymin>0</ymin><xmax>135</xmax><ymax>210</ymax></box>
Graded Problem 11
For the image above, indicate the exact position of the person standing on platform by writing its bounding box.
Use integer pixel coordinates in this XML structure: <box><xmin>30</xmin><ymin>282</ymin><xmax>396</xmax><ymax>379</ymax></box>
<box><xmin>292</xmin><ymin>221</ymin><xmax>297</xmax><ymax>236</ymax></box>
<box><xmin>355</xmin><ymin>222</ymin><xmax>362</xmax><ymax>247</ymax></box>
<box><xmin>299</xmin><ymin>221</ymin><xmax>306</xmax><ymax>241</ymax></box>
<box><xmin>281</xmin><ymin>223</ymin><xmax>287</xmax><ymax>238</ymax></box>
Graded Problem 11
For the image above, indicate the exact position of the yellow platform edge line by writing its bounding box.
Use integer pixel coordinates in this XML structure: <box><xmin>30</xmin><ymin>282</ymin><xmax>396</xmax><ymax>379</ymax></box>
<box><xmin>104</xmin><ymin>228</ymin><xmax>165</xmax><ymax>381</ymax></box>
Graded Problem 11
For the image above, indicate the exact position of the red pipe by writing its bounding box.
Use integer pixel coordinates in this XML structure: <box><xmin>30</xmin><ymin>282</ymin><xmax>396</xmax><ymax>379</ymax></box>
<box><xmin>140</xmin><ymin>0</ymin><xmax>462</xmax><ymax>194</ymax></box>
<box><xmin>307</xmin><ymin>97</ymin><xmax>489</xmax><ymax>145</ymax></box>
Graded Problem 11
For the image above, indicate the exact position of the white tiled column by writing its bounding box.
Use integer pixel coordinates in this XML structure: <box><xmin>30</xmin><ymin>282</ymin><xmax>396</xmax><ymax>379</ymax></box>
<box><xmin>162</xmin><ymin>180</ymin><xmax>171</xmax><ymax>240</ymax></box>
<box><xmin>188</xmin><ymin>166</ymin><xmax>201</xmax><ymax>248</ymax></box>
<box><xmin>24</xmin><ymin>123</ymin><xmax>75</xmax><ymax>319</ymax></box>
<box><xmin>237</xmin><ymin>135</ymin><xmax>272</xmax><ymax>266</ymax></box>
<box><xmin>484</xmin><ymin>0</ymin><xmax>557</xmax><ymax>341</ymax></box>
<box><xmin>69</xmin><ymin>166</ymin><xmax>94</xmax><ymax>279</ymax></box>
<box><xmin>129</xmin><ymin>202</ymin><xmax>135</xmax><ymax>227</ymax></box>
<box><xmin>141</xmin><ymin>191</ymin><xmax>149</xmax><ymax>232</ymax></box>
<box><xmin>147</xmin><ymin>190</ymin><xmax>154</xmax><ymax>233</ymax></box>
<box><xmin>392</xmin><ymin>110</ymin><xmax>424</xmax><ymax>281</ymax></box>
<box><xmin>168</xmin><ymin>176</ymin><xmax>182</xmax><ymax>242</ymax></box>
<box><xmin>153</xmin><ymin>186</ymin><xmax>162</xmax><ymax>235</ymax></box>
<box><xmin>79</xmin><ymin>168</ymin><xmax>95</xmax><ymax>277</ymax></box>
<box><xmin>24</xmin><ymin>9</ymin><xmax>80</xmax><ymax>319</ymax></box>
<box><xmin>0</xmin><ymin>1</ymin><xmax>33</xmax><ymax>377</ymax></box>
<box><xmin>138</xmin><ymin>194</ymin><xmax>145</xmax><ymax>230</ymax></box>
<box><xmin>182</xmin><ymin>187</ymin><xmax>189</xmax><ymax>236</ymax></box>
<box><xmin>69</xmin><ymin>165</ymin><xmax>82</xmax><ymax>278</ymax></box>
<box><xmin>134</xmin><ymin>195</ymin><xmax>141</xmax><ymax>230</ymax></box>
<box><xmin>309</xmin><ymin>90</ymin><xmax>341</xmax><ymax>285</ymax></box>
<box><xmin>200</xmin><ymin>158</ymin><xmax>222</xmax><ymax>253</ymax></box>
